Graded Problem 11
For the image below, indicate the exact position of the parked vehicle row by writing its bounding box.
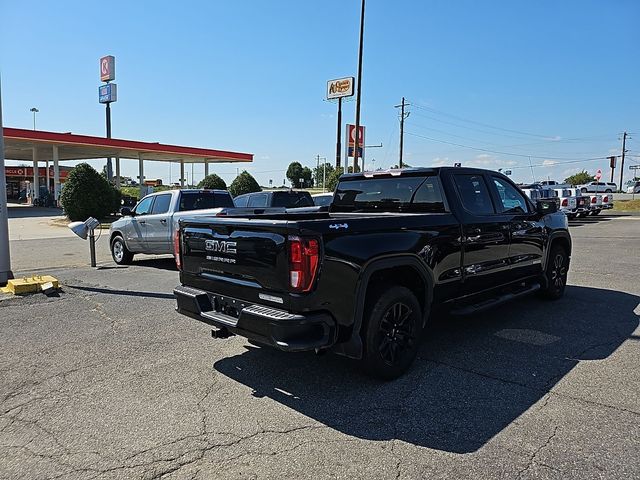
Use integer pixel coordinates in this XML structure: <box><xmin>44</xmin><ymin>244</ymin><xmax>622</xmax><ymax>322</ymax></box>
<box><xmin>518</xmin><ymin>182</ymin><xmax>613</xmax><ymax>219</ymax></box>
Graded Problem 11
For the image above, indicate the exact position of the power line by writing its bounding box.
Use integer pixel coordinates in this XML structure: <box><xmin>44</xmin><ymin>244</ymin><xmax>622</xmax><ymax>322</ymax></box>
<box><xmin>405</xmin><ymin>131</ymin><xmax>607</xmax><ymax>161</ymax></box>
<box><xmin>409</xmin><ymin>101</ymin><xmax>555</xmax><ymax>139</ymax></box>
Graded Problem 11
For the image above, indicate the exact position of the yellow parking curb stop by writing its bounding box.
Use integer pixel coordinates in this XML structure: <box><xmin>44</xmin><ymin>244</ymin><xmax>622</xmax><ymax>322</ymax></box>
<box><xmin>2</xmin><ymin>276</ymin><xmax>60</xmax><ymax>295</ymax></box>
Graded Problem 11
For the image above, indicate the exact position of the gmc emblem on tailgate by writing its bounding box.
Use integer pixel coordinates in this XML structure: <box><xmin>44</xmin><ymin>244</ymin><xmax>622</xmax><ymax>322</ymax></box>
<box><xmin>205</xmin><ymin>239</ymin><xmax>237</xmax><ymax>254</ymax></box>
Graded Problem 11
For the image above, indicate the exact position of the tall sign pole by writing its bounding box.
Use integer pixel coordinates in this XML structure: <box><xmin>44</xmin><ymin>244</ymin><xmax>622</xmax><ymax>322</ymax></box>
<box><xmin>0</xmin><ymin>79</ymin><xmax>14</xmax><ymax>285</ymax></box>
<box><xmin>336</xmin><ymin>97</ymin><xmax>342</xmax><ymax>169</ymax></box>
<box><xmin>99</xmin><ymin>55</ymin><xmax>117</xmax><ymax>181</ymax></box>
<box><xmin>353</xmin><ymin>0</ymin><xmax>365</xmax><ymax>171</ymax></box>
<box><xmin>327</xmin><ymin>77</ymin><xmax>354</xmax><ymax>170</ymax></box>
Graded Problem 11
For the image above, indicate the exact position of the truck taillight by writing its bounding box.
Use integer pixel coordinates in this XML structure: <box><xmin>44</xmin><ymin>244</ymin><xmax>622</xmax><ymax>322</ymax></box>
<box><xmin>591</xmin><ymin>197</ymin><xmax>597</xmax><ymax>204</ymax></box>
<box><xmin>288</xmin><ymin>236</ymin><xmax>320</xmax><ymax>292</ymax></box>
<box><xmin>173</xmin><ymin>229</ymin><xmax>182</xmax><ymax>270</ymax></box>
<box><xmin>561</xmin><ymin>199</ymin><xmax>568</xmax><ymax>207</ymax></box>
<box><xmin>603</xmin><ymin>195</ymin><xmax>608</xmax><ymax>202</ymax></box>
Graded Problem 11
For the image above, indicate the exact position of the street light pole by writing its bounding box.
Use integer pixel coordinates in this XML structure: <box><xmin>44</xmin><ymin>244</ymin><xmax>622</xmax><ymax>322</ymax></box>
<box><xmin>1</xmin><ymin>80</ymin><xmax>14</xmax><ymax>285</ymax></box>
<box><xmin>30</xmin><ymin>107</ymin><xmax>39</xmax><ymax>130</ymax></box>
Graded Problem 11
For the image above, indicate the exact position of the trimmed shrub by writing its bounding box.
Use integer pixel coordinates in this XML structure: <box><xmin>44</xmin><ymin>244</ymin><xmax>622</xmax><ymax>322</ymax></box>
<box><xmin>60</xmin><ymin>163</ymin><xmax>121</xmax><ymax>221</ymax></box>
<box><xmin>229</xmin><ymin>171</ymin><xmax>261</xmax><ymax>197</ymax></box>
<box><xmin>198</xmin><ymin>173</ymin><xmax>227</xmax><ymax>190</ymax></box>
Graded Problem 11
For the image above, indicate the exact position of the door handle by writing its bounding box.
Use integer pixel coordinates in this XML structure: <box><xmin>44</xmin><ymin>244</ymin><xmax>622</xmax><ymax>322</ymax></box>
<box><xmin>160</xmin><ymin>219</ymin><xmax>167</xmax><ymax>224</ymax></box>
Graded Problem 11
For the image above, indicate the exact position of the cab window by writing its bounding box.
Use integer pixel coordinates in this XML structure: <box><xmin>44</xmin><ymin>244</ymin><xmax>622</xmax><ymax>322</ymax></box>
<box><xmin>453</xmin><ymin>174</ymin><xmax>495</xmax><ymax>215</ymax></box>
<box><xmin>248</xmin><ymin>193</ymin><xmax>268</xmax><ymax>207</ymax></box>
<box><xmin>150</xmin><ymin>194</ymin><xmax>172</xmax><ymax>214</ymax></box>
<box><xmin>134</xmin><ymin>196</ymin><xmax>154</xmax><ymax>216</ymax></box>
<box><xmin>492</xmin><ymin>177</ymin><xmax>528</xmax><ymax>214</ymax></box>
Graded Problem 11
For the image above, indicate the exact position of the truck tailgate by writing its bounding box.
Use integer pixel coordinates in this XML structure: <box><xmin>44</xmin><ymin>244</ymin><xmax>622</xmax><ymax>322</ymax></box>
<box><xmin>180</xmin><ymin>218</ymin><xmax>291</xmax><ymax>305</ymax></box>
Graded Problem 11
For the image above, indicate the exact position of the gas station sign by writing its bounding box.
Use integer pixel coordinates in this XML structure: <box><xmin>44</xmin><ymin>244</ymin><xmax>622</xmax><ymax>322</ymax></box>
<box><xmin>100</xmin><ymin>55</ymin><xmax>116</xmax><ymax>82</ymax></box>
<box><xmin>99</xmin><ymin>83</ymin><xmax>117</xmax><ymax>103</ymax></box>
<box><xmin>347</xmin><ymin>124</ymin><xmax>365</xmax><ymax>158</ymax></box>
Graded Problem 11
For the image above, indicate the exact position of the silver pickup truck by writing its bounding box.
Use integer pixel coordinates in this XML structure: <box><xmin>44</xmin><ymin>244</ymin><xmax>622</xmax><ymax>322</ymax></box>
<box><xmin>109</xmin><ymin>189</ymin><xmax>234</xmax><ymax>264</ymax></box>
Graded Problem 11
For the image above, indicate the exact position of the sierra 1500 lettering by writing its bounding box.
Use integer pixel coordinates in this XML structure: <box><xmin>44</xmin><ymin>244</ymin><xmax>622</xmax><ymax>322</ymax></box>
<box><xmin>173</xmin><ymin>167</ymin><xmax>571</xmax><ymax>379</ymax></box>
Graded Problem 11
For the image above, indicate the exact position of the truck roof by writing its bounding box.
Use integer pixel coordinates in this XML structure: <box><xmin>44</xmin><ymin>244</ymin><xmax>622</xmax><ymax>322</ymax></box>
<box><xmin>340</xmin><ymin>166</ymin><xmax>497</xmax><ymax>180</ymax></box>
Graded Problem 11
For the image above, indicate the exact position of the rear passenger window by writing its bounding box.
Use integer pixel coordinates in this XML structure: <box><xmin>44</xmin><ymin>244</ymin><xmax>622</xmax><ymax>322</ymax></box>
<box><xmin>413</xmin><ymin>176</ymin><xmax>446</xmax><ymax>212</ymax></box>
<box><xmin>151</xmin><ymin>194</ymin><xmax>172</xmax><ymax>214</ymax></box>
<box><xmin>248</xmin><ymin>194</ymin><xmax>268</xmax><ymax>207</ymax></box>
<box><xmin>234</xmin><ymin>196</ymin><xmax>249</xmax><ymax>207</ymax></box>
<box><xmin>453</xmin><ymin>174</ymin><xmax>495</xmax><ymax>215</ymax></box>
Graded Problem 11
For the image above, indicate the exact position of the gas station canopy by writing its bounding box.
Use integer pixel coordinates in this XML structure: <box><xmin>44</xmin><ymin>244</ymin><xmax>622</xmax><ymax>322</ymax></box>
<box><xmin>3</xmin><ymin>127</ymin><xmax>253</xmax><ymax>163</ymax></box>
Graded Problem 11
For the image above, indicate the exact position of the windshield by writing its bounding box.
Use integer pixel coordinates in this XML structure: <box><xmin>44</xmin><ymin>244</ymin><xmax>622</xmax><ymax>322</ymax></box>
<box><xmin>332</xmin><ymin>175</ymin><xmax>446</xmax><ymax>212</ymax></box>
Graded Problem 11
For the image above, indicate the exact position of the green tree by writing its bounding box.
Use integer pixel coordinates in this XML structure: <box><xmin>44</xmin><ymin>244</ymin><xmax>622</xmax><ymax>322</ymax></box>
<box><xmin>287</xmin><ymin>162</ymin><xmax>307</xmax><ymax>188</ymax></box>
<box><xmin>301</xmin><ymin>167</ymin><xmax>313</xmax><ymax>188</ymax></box>
<box><xmin>564</xmin><ymin>170</ymin><xmax>595</xmax><ymax>186</ymax></box>
<box><xmin>229</xmin><ymin>171</ymin><xmax>261</xmax><ymax>197</ymax></box>
<box><xmin>60</xmin><ymin>163</ymin><xmax>121</xmax><ymax>221</ymax></box>
<box><xmin>197</xmin><ymin>173</ymin><xmax>227</xmax><ymax>190</ymax></box>
<box><xmin>313</xmin><ymin>163</ymin><xmax>335</xmax><ymax>189</ymax></box>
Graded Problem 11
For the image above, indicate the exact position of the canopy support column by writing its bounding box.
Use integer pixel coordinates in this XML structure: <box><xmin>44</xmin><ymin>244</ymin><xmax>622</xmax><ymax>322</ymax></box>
<box><xmin>52</xmin><ymin>145</ymin><xmax>60</xmax><ymax>205</ymax></box>
<box><xmin>204</xmin><ymin>162</ymin><xmax>209</xmax><ymax>177</ymax></box>
<box><xmin>180</xmin><ymin>160</ymin><xmax>185</xmax><ymax>188</ymax></box>
<box><xmin>115</xmin><ymin>155</ymin><xmax>121</xmax><ymax>189</ymax></box>
<box><xmin>32</xmin><ymin>147</ymin><xmax>39</xmax><ymax>202</ymax></box>
<box><xmin>138</xmin><ymin>154</ymin><xmax>145</xmax><ymax>199</ymax></box>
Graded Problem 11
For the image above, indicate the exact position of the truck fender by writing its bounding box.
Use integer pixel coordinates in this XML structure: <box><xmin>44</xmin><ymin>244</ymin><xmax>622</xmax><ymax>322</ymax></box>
<box><xmin>333</xmin><ymin>254</ymin><xmax>434</xmax><ymax>360</ymax></box>
<box><xmin>543</xmin><ymin>230</ymin><xmax>572</xmax><ymax>271</ymax></box>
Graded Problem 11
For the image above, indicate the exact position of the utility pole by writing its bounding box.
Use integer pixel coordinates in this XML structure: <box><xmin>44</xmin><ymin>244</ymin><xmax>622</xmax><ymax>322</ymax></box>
<box><xmin>394</xmin><ymin>97</ymin><xmax>410</xmax><ymax>168</ymax></box>
<box><xmin>619</xmin><ymin>132</ymin><xmax>628</xmax><ymax>192</ymax></box>
<box><xmin>353</xmin><ymin>0</ymin><xmax>365</xmax><ymax>171</ymax></box>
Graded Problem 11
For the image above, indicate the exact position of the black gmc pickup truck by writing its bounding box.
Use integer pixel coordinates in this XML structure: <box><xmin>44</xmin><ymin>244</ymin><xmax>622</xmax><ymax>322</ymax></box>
<box><xmin>174</xmin><ymin>167</ymin><xmax>571</xmax><ymax>379</ymax></box>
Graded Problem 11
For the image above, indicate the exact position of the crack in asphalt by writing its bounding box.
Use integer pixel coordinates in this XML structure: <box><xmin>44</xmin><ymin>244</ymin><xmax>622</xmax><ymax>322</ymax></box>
<box><xmin>515</xmin><ymin>425</ymin><xmax>559</xmax><ymax>479</ymax></box>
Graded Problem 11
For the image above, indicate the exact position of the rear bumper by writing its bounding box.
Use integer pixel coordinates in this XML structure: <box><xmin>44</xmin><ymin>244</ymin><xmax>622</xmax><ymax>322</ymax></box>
<box><xmin>174</xmin><ymin>285</ymin><xmax>336</xmax><ymax>352</ymax></box>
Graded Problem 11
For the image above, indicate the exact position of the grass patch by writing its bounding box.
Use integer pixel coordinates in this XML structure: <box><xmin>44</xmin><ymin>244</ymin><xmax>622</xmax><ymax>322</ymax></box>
<box><xmin>612</xmin><ymin>199</ymin><xmax>640</xmax><ymax>211</ymax></box>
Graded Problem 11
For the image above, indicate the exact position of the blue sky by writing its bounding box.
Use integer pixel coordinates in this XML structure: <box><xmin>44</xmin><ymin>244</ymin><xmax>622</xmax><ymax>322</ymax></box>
<box><xmin>1</xmin><ymin>0</ymin><xmax>639</xmax><ymax>187</ymax></box>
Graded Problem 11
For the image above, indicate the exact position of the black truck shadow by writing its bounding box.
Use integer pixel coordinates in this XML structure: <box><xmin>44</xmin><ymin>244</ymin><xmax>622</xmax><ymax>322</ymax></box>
<box><xmin>213</xmin><ymin>286</ymin><xmax>638</xmax><ymax>453</ymax></box>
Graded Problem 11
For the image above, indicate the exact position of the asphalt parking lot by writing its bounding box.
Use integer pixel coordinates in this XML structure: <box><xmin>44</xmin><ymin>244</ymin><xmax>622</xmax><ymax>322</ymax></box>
<box><xmin>1</xmin><ymin>213</ymin><xmax>639</xmax><ymax>479</ymax></box>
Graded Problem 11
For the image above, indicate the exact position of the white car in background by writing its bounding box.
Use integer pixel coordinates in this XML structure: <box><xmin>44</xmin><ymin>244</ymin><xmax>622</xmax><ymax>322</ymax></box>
<box><xmin>553</xmin><ymin>187</ymin><xmax>578</xmax><ymax>219</ymax></box>
<box><xmin>578</xmin><ymin>181</ymin><xmax>617</xmax><ymax>193</ymax></box>
<box><xmin>625</xmin><ymin>180</ymin><xmax>640</xmax><ymax>194</ymax></box>
<box><xmin>600</xmin><ymin>193</ymin><xmax>614</xmax><ymax>210</ymax></box>
<box><xmin>565</xmin><ymin>187</ymin><xmax>590</xmax><ymax>218</ymax></box>
<box><xmin>586</xmin><ymin>194</ymin><xmax>604</xmax><ymax>215</ymax></box>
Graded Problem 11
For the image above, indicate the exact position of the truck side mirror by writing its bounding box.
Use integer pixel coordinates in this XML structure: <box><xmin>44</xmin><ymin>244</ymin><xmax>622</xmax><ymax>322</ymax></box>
<box><xmin>536</xmin><ymin>199</ymin><xmax>558</xmax><ymax>215</ymax></box>
<box><xmin>120</xmin><ymin>207</ymin><xmax>133</xmax><ymax>216</ymax></box>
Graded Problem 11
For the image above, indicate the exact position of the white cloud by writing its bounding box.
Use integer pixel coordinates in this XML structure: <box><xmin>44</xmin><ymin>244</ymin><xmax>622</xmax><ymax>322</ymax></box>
<box><xmin>542</xmin><ymin>160</ymin><xmax>557</xmax><ymax>167</ymax></box>
<box><xmin>476</xmin><ymin>154</ymin><xmax>491</xmax><ymax>159</ymax></box>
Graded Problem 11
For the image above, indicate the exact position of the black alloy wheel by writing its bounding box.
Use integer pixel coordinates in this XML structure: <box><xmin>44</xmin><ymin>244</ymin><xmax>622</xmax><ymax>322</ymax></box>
<box><xmin>540</xmin><ymin>246</ymin><xmax>568</xmax><ymax>300</ymax></box>
<box><xmin>362</xmin><ymin>286</ymin><xmax>423</xmax><ymax>380</ymax></box>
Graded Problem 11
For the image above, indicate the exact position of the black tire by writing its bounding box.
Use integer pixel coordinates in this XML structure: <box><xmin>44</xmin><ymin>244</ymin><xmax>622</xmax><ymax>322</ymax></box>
<box><xmin>111</xmin><ymin>235</ymin><xmax>134</xmax><ymax>265</ymax></box>
<box><xmin>540</xmin><ymin>246</ymin><xmax>568</xmax><ymax>300</ymax></box>
<box><xmin>580</xmin><ymin>187</ymin><xmax>587</xmax><ymax>193</ymax></box>
<box><xmin>605</xmin><ymin>189</ymin><xmax>612</xmax><ymax>193</ymax></box>
<box><xmin>361</xmin><ymin>286</ymin><xmax>423</xmax><ymax>380</ymax></box>
<box><xmin>567</xmin><ymin>213</ymin><xmax>577</xmax><ymax>220</ymax></box>
<box><xmin>590</xmin><ymin>209</ymin><xmax>601</xmax><ymax>216</ymax></box>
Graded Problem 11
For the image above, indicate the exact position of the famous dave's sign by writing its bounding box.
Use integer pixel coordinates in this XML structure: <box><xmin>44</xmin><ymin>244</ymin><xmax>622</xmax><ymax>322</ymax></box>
<box><xmin>327</xmin><ymin>77</ymin><xmax>354</xmax><ymax>100</ymax></box>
